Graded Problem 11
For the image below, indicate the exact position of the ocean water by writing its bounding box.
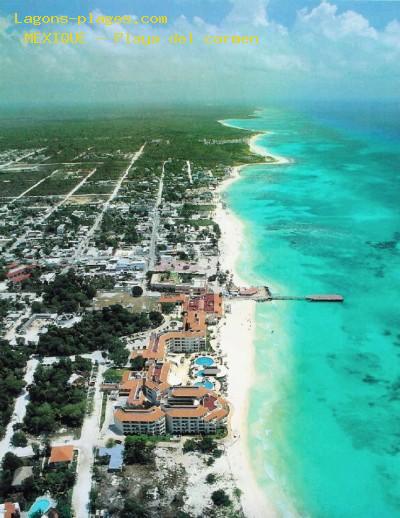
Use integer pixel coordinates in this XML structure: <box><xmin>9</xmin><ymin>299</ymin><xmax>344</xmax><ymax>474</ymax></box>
<box><xmin>223</xmin><ymin>103</ymin><xmax>400</xmax><ymax>518</ymax></box>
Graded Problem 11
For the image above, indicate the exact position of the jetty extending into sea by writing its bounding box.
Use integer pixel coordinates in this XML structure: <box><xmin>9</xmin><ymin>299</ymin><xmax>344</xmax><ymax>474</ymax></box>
<box><xmin>229</xmin><ymin>286</ymin><xmax>344</xmax><ymax>303</ymax></box>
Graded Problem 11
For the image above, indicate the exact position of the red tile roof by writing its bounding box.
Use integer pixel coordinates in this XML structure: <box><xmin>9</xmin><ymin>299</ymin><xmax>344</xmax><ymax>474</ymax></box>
<box><xmin>8</xmin><ymin>273</ymin><xmax>32</xmax><ymax>283</ymax></box>
<box><xmin>114</xmin><ymin>406</ymin><xmax>165</xmax><ymax>423</ymax></box>
<box><xmin>159</xmin><ymin>294</ymin><xmax>188</xmax><ymax>304</ymax></box>
<box><xmin>49</xmin><ymin>445</ymin><xmax>74</xmax><ymax>464</ymax></box>
<box><xmin>165</xmin><ymin>405</ymin><xmax>208</xmax><ymax>418</ymax></box>
<box><xmin>3</xmin><ymin>502</ymin><xmax>18</xmax><ymax>518</ymax></box>
<box><xmin>170</xmin><ymin>386</ymin><xmax>208</xmax><ymax>398</ymax></box>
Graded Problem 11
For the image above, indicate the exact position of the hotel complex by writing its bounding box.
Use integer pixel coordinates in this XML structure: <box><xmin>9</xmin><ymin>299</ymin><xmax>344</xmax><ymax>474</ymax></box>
<box><xmin>108</xmin><ymin>292</ymin><xmax>228</xmax><ymax>435</ymax></box>
<box><xmin>114</xmin><ymin>383</ymin><xmax>229</xmax><ymax>436</ymax></box>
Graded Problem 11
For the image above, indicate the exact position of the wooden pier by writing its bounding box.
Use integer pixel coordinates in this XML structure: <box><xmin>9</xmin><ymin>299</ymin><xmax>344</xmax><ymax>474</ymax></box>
<box><xmin>306</xmin><ymin>294</ymin><xmax>344</xmax><ymax>302</ymax></box>
<box><xmin>269</xmin><ymin>294</ymin><xmax>343</xmax><ymax>302</ymax></box>
<box><xmin>231</xmin><ymin>286</ymin><xmax>344</xmax><ymax>303</ymax></box>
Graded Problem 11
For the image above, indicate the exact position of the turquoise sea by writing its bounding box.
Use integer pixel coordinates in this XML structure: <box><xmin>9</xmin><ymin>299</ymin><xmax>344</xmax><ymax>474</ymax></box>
<box><xmin>223</xmin><ymin>103</ymin><xmax>400</xmax><ymax>518</ymax></box>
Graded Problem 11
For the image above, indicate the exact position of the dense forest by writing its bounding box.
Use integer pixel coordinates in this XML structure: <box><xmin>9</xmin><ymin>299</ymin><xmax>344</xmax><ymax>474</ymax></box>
<box><xmin>24</xmin><ymin>357</ymin><xmax>90</xmax><ymax>435</ymax></box>
<box><xmin>0</xmin><ymin>341</ymin><xmax>27</xmax><ymax>437</ymax></box>
<box><xmin>36</xmin><ymin>304</ymin><xmax>163</xmax><ymax>357</ymax></box>
<box><xmin>28</xmin><ymin>270</ymin><xmax>116</xmax><ymax>314</ymax></box>
<box><xmin>36</xmin><ymin>270</ymin><xmax>96</xmax><ymax>313</ymax></box>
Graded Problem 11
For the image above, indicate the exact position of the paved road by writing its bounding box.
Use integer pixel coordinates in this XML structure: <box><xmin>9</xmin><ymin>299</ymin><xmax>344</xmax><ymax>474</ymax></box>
<box><xmin>0</xmin><ymin>358</ymin><xmax>39</xmax><ymax>463</ymax></box>
<box><xmin>147</xmin><ymin>161</ymin><xmax>165</xmax><ymax>271</ymax></box>
<box><xmin>0</xmin><ymin>147</ymin><xmax>47</xmax><ymax>171</ymax></box>
<box><xmin>11</xmin><ymin>168</ymin><xmax>59</xmax><ymax>203</ymax></box>
<box><xmin>186</xmin><ymin>160</ymin><xmax>193</xmax><ymax>184</ymax></box>
<box><xmin>71</xmin><ymin>363</ymin><xmax>106</xmax><ymax>518</ymax></box>
<box><xmin>74</xmin><ymin>144</ymin><xmax>146</xmax><ymax>260</ymax></box>
<box><xmin>9</xmin><ymin>166</ymin><xmax>97</xmax><ymax>251</ymax></box>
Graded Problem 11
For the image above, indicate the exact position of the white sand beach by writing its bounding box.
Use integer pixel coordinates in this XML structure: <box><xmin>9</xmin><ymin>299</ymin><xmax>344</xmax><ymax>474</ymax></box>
<box><xmin>220</xmin><ymin>299</ymin><xmax>279</xmax><ymax>518</ymax></box>
<box><xmin>218</xmin><ymin>118</ymin><xmax>292</xmax><ymax>166</ymax></box>
<box><xmin>210</xmin><ymin>124</ymin><xmax>296</xmax><ymax>517</ymax></box>
<box><xmin>248</xmin><ymin>133</ymin><xmax>291</xmax><ymax>166</ymax></box>
<box><xmin>214</xmin><ymin>166</ymin><xmax>280</xmax><ymax>517</ymax></box>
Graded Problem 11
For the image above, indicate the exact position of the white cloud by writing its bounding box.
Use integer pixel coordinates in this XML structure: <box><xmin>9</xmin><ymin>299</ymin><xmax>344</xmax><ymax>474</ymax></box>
<box><xmin>296</xmin><ymin>2</ymin><xmax>378</xmax><ymax>39</ymax></box>
<box><xmin>0</xmin><ymin>1</ymin><xmax>399</xmax><ymax>103</ymax></box>
<box><xmin>225</xmin><ymin>0</ymin><xmax>269</xmax><ymax>27</ymax></box>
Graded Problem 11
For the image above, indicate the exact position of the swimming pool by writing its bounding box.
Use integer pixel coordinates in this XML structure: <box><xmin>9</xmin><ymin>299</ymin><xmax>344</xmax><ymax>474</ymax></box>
<box><xmin>194</xmin><ymin>379</ymin><xmax>214</xmax><ymax>390</ymax></box>
<box><xmin>195</xmin><ymin>356</ymin><xmax>214</xmax><ymax>367</ymax></box>
<box><xmin>28</xmin><ymin>497</ymin><xmax>53</xmax><ymax>517</ymax></box>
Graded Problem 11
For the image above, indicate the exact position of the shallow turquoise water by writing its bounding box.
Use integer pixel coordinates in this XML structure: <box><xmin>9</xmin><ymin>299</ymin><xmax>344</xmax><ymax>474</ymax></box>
<box><xmin>224</xmin><ymin>104</ymin><xmax>400</xmax><ymax>517</ymax></box>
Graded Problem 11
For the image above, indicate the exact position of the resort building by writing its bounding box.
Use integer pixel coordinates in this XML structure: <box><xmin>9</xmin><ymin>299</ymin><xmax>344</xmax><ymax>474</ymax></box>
<box><xmin>159</xmin><ymin>293</ymin><xmax>188</xmax><ymax>306</ymax></box>
<box><xmin>161</xmin><ymin>330</ymin><xmax>206</xmax><ymax>354</ymax></box>
<box><xmin>114</xmin><ymin>407</ymin><xmax>166</xmax><ymax>436</ymax></box>
<box><xmin>183</xmin><ymin>309</ymin><xmax>206</xmax><ymax>332</ymax></box>
<box><xmin>164</xmin><ymin>387</ymin><xmax>229</xmax><ymax>434</ymax></box>
<box><xmin>113</xmin><ymin>363</ymin><xmax>171</xmax><ymax>435</ymax></box>
<box><xmin>185</xmin><ymin>293</ymin><xmax>223</xmax><ymax>319</ymax></box>
<box><xmin>130</xmin><ymin>327</ymin><xmax>206</xmax><ymax>362</ymax></box>
<box><xmin>119</xmin><ymin>367</ymin><xmax>170</xmax><ymax>409</ymax></box>
<box><xmin>113</xmin><ymin>291</ymin><xmax>228</xmax><ymax>436</ymax></box>
<box><xmin>113</xmin><ymin>383</ymin><xmax>228</xmax><ymax>436</ymax></box>
<box><xmin>160</xmin><ymin>292</ymin><xmax>223</xmax><ymax>319</ymax></box>
<box><xmin>145</xmin><ymin>361</ymin><xmax>170</xmax><ymax>399</ymax></box>
<box><xmin>130</xmin><ymin>292</ymin><xmax>215</xmax><ymax>362</ymax></box>
<box><xmin>140</xmin><ymin>332</ymin><xmax>166</xmax><ymax>361</ymax></box>
<box><xmin>118</xmin><ymin>362</ymin><xmax>171</xmax><ymax>403</ymax></box>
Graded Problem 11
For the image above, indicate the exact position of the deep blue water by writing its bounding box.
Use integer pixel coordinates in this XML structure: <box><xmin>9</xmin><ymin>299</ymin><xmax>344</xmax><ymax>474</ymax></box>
<box><xmin>224</xmin><ymin>103</ymin><xmax>400</xmax><ymax>517</ymax></box>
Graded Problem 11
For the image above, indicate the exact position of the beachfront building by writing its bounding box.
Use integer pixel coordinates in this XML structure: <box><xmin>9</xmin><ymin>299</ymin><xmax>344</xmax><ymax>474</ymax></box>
<box><xmin>160</xmin><ymin>292</ymin><xmax>224</xmax><ymax>321</ymax></box>
<box><xmin>164</xmin><ymin>387</ymin><xmax>229</xmax><ymax>434</ymax></box>
<box><xmin>112</xmin><ymin>291</ymin><xmax>228</xmax><ymax>436</ymax></box>
<box><xmin>162</xmin><ymin>331</ymin><xmax>206</xmax><ymax>353</ymax></box>
<box><xmin>114</xmin><ymin>407</ymin><xmax>166</xmax><ymax>435</ymax></box>
<box><xmin>129</xmin><ymin>293</ymin><xmax>213</xmax><ymax>361</ymax></box>
<box><xmin>160</xmin><ymin>292</ymin><xmax>223</xmax><ymax>326</ymax></box>
<box><xmin>118</xmin><ymin>363</ymin><xmax>170</xmax><ymax>406</ymax></box>
<box><xmin>130</xmin><ymin>319</ymin><xmax>206</xmax><ymax>362</ymax></box>
<box><xmin>114</xmin><ymin>364</ymin><xmax>170</xmax><ymax>435</ymax></box>
<box><xmin>113</xmin><ymin>385</ymin><xmax>228</xmax><ymax>436</ymax></box>
<box><xmin>186</xmin><ymin>293</ymin><xmax>223</xmax><ymax>320</ymax></box>
<box><xmin>144</xmin><ymin>361</ymin><xmax>170</xmax><ymax>401</ymax></box>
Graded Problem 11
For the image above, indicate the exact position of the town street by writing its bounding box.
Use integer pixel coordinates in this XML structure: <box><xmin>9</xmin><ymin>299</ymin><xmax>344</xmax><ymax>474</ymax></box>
<box><xmin>0</xmin><ymin>148</ymin><xmax>47</xmax><ymax>170</ymax></box>
<box><xmin>147</xmin><ymin>160</ymin><xmax>165</xmax><ymax>271</ymax></box>
<box><xmin>9</xmin><ymin>166</ymin><xmax>98</xmax><ymax>252</ymax></box>
<box><xmin>11</xmin><ymin>168</ymin><xmax>59</xmax><ymax>203</ymax></box>
<box><xmin>0</xmin><ymin>358</ymin><xmax>39</xmax><ymax>464</ymax></box>
<box><xmin>186</xmin><ymin>160</ymin><xmax>193</xmax><ymax>184</ymax></box>
<box><xmin>71</xmin><ymin>363</ymin><xmax>106</xmax><ymax>518</ymax></box>
<box><xmin>74</xmin><ymin>144</ymin><xmax>146</xmax><ymax>260</ymax></box>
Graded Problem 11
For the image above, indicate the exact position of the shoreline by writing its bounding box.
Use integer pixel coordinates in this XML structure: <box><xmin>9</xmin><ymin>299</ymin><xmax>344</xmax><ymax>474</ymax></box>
<box><xmin>218</xmin><ymin>118</ymin><xmax>292</xmax><ymax>166</ymax></box>
<box><xmin>215</xmin><ymin>124</ymin><xmax>289</xmax><ymax>517</ymax></box>
<box><xmin>215</xmin><ymin>182</ymin><xmax>279</xmax><ymax>518</ymax></box>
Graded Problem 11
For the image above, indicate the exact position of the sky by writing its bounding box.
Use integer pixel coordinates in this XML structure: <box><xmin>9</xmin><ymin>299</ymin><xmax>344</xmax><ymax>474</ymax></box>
<box><xmin>0</xmin><ymin>0</ymin><xmax>399</xmax><ymax>105</ymax></box>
